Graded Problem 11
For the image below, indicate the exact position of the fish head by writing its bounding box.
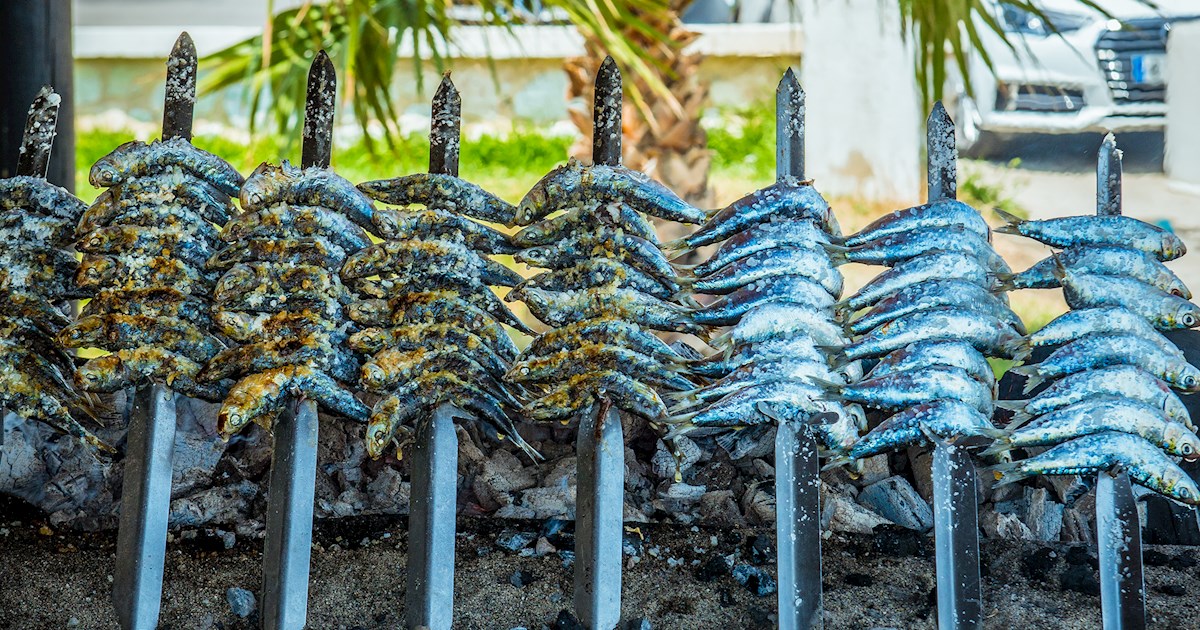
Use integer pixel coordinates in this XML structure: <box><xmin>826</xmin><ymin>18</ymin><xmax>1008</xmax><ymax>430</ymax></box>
<box><xmin>365</xmin><ymin>414</ymin><xmax>395</xmax><ymax>460</ymax></box>
<box><xmin>1167</xmin><ymin>423</ymin><xmax>1200</xmax><ymax>460</ymax></box>
<box><xmin>361</xmin><ymin>363</ymin><xmax>388</xmax><ymax>390</ymax></box>
<box><xmin>59</xmin><ymin>317</ymin><xmax>105</xmax><ymax>346</ymax></box>
<box><xmin>1164</xmin><ymin>466</ymin><xmax>1200</xmax><ymax>505</ymax></box>
<box><xmin>371</xmin><ymin>211</ymin><xmax>400</xmax><ymax>238</ymax></box>
<box><xmin>77</xmin><ymin>257</ymin><xmax>114</xmax><ymax>286</ymax></box>
<box><xmin>1175</xmin><ymin>365</ymin><xmax>1200</xmax><ymax>392</ymax></box>
<box><xmin>341</xmin><ymin>249</ymin><xmax>377</xmax><ymax>280</ymax></box>
<box><xmin>515</xmin><ymin>188</ymin><xmax>547</xmax><ymax>226</ymax></box>
<box><xmin>1162</xmin><ymin>232</ymin><xmax>1188</xmax><ymax>260</ymax></box>
<box><xmin>1171</xmin><ymin>301</ymin><xmax>1200</xmax><ymax>329</ymax></box>
<box><xmin>75</xmin><ymin>356</ymin><xmax>126</xmax><ymax>392</ymax></box>
<box><xmin>350</xmin><ymin>328</ymin><xmax>387</xmax><ymax>353</ymax></box>
<box><xmin>89</xmin><ymin>160</ymin><xmax>122</xmax><ymax>188</ymax></box>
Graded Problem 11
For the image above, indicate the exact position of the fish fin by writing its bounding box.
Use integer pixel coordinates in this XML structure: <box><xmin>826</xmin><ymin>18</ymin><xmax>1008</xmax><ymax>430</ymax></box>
<box><xmin>807</xmin><ymin>377</ymin><xmax>842</xmax><ymax>398</ymax></box>
<box><xmin>671</xmin><ymin>257</ymin><xmax>699</xmax><ymax>270</ymax></box>
<box><xmin>818</xmin><ymin>345</ymin><xmax>851</xmax><ymax>369</ymax></box>
<box><xmin>1010</xmin><ymin>366</ymin><xmax>1044</xmax><ymax>394</ymax></box>
<box><xmin>820</xmin><ymin>242</ymin><xmax>851</xmax><ymax>266</ymax></box>
<box><xmin>993</xmin><ymin>399</ymin><xmax>1025</xmax><ymax>413</ymax></box>
<box><xmin>821</xmin><ymin>455</ymin><xmax>853</xmax><ymax>472</ymax></box>
<box><xmin>980</xmin><ymin>437</ymin><xmax>1014</xmax><ymax>457</ymax></box>
<box><xmin>989</xmin><ymin>271</ymin><xmax>1017</xmax><ymax>293</ymax></box>
<box><xmin>1005</xmin><ymin>338</ymin><xmax>1031</xmax><ymax>363</ymax></box>
<box><xmin>992</xmin><ymin>207</ymin><xmax>1025</xmax><ymax>234</ymax></box>
<box><xmin>666</xmin><ymin>410</ymin><xmax>699</xmax><ymax>424</ymax></box>
<box><xmin>986</xmin><ymin>460</ymin><xmax>1032</xmax><ymax>487</ymax></box>
<box><xmin>1047</xmin><ymin>250</ymin><xmax>1070</xmax><ymax>284</ymax></box>
<box><xmin>709</xmin><ymin>330</ymin><xmax>733</xmax><ymax>350</ymax></box>
<box><xmin>661</xmin><ymin>237</ymin><xmax>694</xmax><ymax>254</ymax></box>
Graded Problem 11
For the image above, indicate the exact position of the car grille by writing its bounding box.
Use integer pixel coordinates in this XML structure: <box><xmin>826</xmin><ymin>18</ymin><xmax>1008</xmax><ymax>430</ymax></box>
<box><xmin>1095</xmin><ymin>17</ymin><xmax>1198</xmax><ymax>104</ymax></box>
<box><xmin>995</xmin><ymin>84</ymin><xmax>1085</xmax><ymax>113</ymax></box>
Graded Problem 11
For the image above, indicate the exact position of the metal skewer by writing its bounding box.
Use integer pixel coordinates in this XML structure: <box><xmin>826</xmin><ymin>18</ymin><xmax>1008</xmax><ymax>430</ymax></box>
<box><xmin>110</xmin><ymin>33</ymin><xmax>195</xmax><ymax>630</ymax></box>
<box><xmin>573</xmin><ymin>56</ymin><xmax>625</xmax><ymax>630</ymax></box>
<box><xmin>2</xmin><ymin>86</ymin><xmax>60</xmax><ymax>454</ymax></box>
<box><xmin>260</xmin><ymin>49</ymin><xmax>335</xmax><ymax>630</ymax></box>
<box><xmin>926</xmin><ymin>101</ymin><xmax>983</xmax><ymax>630</ymax></box>
<box><xmin>1093</xmin><ymin>134</ymin><xmax>1145</xmax><ymax>630</ymax></box>
<box><xmin>404</xmin><ymin>74</ymin><xmax>464</xmax><ymax>630</ymax></box>
<box><xmin>772</xmin><ymin>67</ymin><xmax>823</xmax><ymax>630</ymax></box>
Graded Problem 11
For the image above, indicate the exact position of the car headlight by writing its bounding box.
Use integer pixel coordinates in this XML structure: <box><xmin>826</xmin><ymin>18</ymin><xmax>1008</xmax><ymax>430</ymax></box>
<box><xmin>999</xmin><ymin>6</ymin><xmax>1096</xmax><ymax>36</ymax></box>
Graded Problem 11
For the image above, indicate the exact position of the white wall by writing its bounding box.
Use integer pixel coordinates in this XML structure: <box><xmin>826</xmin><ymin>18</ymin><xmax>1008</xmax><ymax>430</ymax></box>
<box><xmin>796</xmin><ymin>0</ymin><xmax>922</xmax><ymax>204</ymax></box>
<box><xmin>1166</xmin><ymin>21</ymin><xmax>1200</xmax><ymax>193</ymax></box>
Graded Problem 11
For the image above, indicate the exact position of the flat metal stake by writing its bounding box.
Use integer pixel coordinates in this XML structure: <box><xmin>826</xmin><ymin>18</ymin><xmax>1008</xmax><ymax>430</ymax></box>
<box><xmin>403</xmin><ymin>76</ymin><xmax>464</xmax><ymax>630</ymax></box>
<box><xmin>261</xmin><ymin>399</ymin><xmax>320</xmax><ymax>630</ymax></box>
<box><xmin>574</xmin><ymin>400</ymin><xmax>624</xmax><ymax>630</ymax></box>
<box><xmin>1097</xmin><ymin>472</ymin><xmax>1145</xmax><ymax>630</ymax></box>
<box><xmin>775</xmin><ymin>420</ymin><xmax>823</xmax><ymax>630</ymax></box>
<box><xmin>592</xmin><ymin>56</ymin><xmax>622</xmax><ymax>167</ymax></box>
<box><xmin>926</xmin><ymin>102</ymin><xmax>957</xmax><ymax>202</ymax></box>
<box><xmin>1097</xmin><ymin>133</ymin><xmax>1122</xmax><ymax>216</ymax></box>
<box><xmin>932</xmin><ymin>439</ymin><xmax>982</xmax><ymax>630</ymax></box>
<box><xmin>776</xmin><ymin>67</ymin><xmax>804</xmax><ymax>184</ymax></box>
<box><xmin>111</xmin><ymin>33</ymin><xmax>196</xmax><ymax>629</ymax></box>
<box><xmin>405</xmin><ymin>404</ymin><xmax>460</xmax><ymax>630</ymax></box>
<box><xmin>113</xmin><ymin>384</ymin><xmax>177</xmax><ymax>630</ymax></box>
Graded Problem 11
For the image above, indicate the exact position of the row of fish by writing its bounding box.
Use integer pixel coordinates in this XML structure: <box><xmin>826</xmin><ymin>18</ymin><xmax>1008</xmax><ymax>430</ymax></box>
<box><xmin>0</xmin><ymin>174</ymin><xmax>110</xmax><ymax>451</ymax></box>
<box><xmin>661</xmin><ymin>179</ymin><xmax>864</xmax><ymax>462</ymax></box>
<box><xmin>63</xmin><ymin>138</ymin><xmax>242</xmax><ymax>407</ymax></box>
<box><xmin>349</xmin><ymin>173</ymin><xmax>535</xmax><ymax>460</ymax></box>
<box><xmin>989</xmin><ymin>211</ymin><xmax>1200</xmax><ymax>504</ymax></box>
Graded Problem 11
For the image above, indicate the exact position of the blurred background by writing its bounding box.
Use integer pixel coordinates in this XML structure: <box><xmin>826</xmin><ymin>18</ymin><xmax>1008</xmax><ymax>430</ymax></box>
<box><xmin>4</xmin><ymin>0</ymin><xmax>1200</xmax><ymax>330</ymax></box>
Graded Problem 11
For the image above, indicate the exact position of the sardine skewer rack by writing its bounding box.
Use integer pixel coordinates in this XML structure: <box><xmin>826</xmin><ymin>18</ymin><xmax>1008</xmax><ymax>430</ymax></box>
<box><xmin>1092</xmin><ymin>136</ymin><xmax>1147</xmax><ymax>630</ymax></box>
<box><xmin>110</xmin><ymin>32</ymin><xmax>194</xmax><ymax>630</ymax></box>
<box><xmin>771</xmin><ymin>68</ymin><xmax>825</xmax><ymax>630</ymax></box>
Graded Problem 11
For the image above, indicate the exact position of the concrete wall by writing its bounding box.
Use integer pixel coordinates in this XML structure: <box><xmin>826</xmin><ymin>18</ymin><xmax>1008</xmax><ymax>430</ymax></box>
<box><xmin>1166</xmin><ymin>21</ymin><xmax>1200</xmax><ymax>193</ymax></box>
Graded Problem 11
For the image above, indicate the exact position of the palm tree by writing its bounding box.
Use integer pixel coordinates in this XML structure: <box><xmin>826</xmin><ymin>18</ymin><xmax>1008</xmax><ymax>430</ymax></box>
<box><xmin>202</xmin><ymin>0</ymin><xmax>1117</xmax><ymax>202</ymax></box>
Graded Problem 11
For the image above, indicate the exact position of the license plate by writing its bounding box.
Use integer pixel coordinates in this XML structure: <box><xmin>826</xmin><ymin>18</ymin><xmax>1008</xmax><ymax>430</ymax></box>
<box><xmin>1132</xmin><ymin>53</ymin><xmax>1167</xmax><ymax>84</ymax></box>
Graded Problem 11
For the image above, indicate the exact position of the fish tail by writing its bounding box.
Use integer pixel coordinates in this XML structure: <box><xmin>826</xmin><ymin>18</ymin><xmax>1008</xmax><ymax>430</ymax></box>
<box><xmin>1004</xmin><ymin>337</ymin><xmax>1031</xmax><ymax>363</ymax></box>
<box><xmin>666</xmin><ymin>410</ymin><xmax>699</xmax><ymax>424</ymax></box>
<box><xmin>989</xmin><ymin>271</ymin><xmax>1017</xmax><ymax>293</ymax></box>
<box><xmin>819</xmin><ymin>345</ymin><xmax>851</xmax><ymax>369</ymax></box>
<box><xmin>821</xmin><ymin>242</ymin><xmax>851</xmax><ymax>266</ymax></box>
<box><xmin>709</xmin><ymin>330</ymin><xmax>733</xmax><ymax>350</ymax></box>
<box><xmin>662</xmin><ymin>237</ymin><xmax>694</xmax><ymax>254</ymax></box>
<box><xmin>992</xmin><ymin>207</ymin><xmax>1025</xmax><ymax>234</ymax></box>
<box><xmin>987</xmin><ymin>460</ymin><xmax>1032</xmax><ymax>487</ymax></box>
<box><xmin>821</xmin><ymin>454</ymin><xmax>854</xmax><ymax>472</ymax></box>
<box><xmin>808</xmin><ymin>376</ymin><xmax>843</xmax><ymax>398</ymax></box>
<box><xmin>1010</xmin><ymin>366</ymin><xmax>1044</xmax><ymax>394</ymax></box>
<box><xmin>980</xmin><ymin>437</ymin><xmax>1013</xmax><ymax>457</ymax></box>
<box><xmin>993</xmin><ymin>399</ymin><xmax>1025</xmax><ymax>413</ymax></box>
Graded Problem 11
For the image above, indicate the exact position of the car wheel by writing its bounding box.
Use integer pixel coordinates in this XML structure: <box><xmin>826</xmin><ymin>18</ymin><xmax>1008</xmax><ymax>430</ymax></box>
<box><xmin>953</xmin><ymin>94</ymin><xmax>1001</xmax><ymax>159</ymax></box>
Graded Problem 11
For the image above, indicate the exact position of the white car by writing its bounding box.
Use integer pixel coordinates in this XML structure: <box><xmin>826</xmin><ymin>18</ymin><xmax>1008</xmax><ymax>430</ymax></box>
<box><xmin>955</xmin><ymin>0</ymin><xmax>1200</xmax><ymax>155</ymax></box>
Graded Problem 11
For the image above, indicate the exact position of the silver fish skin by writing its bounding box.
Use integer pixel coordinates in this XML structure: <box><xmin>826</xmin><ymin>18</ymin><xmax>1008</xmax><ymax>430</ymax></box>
<box><xmin>822</xmin><ymin>365</ymin><xmax>994</xmax><ymax>415</ymax></box>
<box><xmin>372</xmin><ymin>207</ymin><xmax>518</xmax><ymax>255</ymax></box>
<box><xmin>837</xmin><ymin>307</ymin><xmax>1027</xmax><ymax>362</ymax></box>
<box><xmin>997</xmin><ymin>396</ymin><xmax>1200</xmax><ymax>457</ymax></box>
<box><xmin>512</xmin><ymin>202</ymin><xmax>658</xmax><ymax>247</ymax></box>
<box><xmin>866</xmin><ymin>340</ymin><xmax>995</xmax><ymax>389</ymax></box>
<box><xmin>844</xmin><ymin>199</ymin><xmax>990</xmax><ymax>247</ymax></box>
<box><xmin>358</xmin><ymin>172</ymin><xmax>517</xmax><ymax>226</ymax></box>
<box><xmin>90</xmin><ymin>138</ymin><xmax>243</xmax><ymax>196</ymax></box>
<box><xmin>0</xmin><ymin>210</ymin><xmax>76</xmax><ymax>247</ymax></box>
<box><xmin>516</xmin><ymin>258</ymin><xmax>677</xmax><ymax>300</ymax></box>
<box><xmin>1029</xmin><ymin>307</ymin><xmax>1184</xmax><ymax>358</ymax></box>
<box><xmin>998</xmin><ymin>365</ymin><xmax>1191</xmax><ymax>427</ymax></box>
<box><xmin>668</xmin><ymin>358</ymin><xmax>838</xmax><ymax>411</ymax></box>
<box><xmin>222</xmin><ymin>204</ymin><xmax>372</xmax><ymax>253</ymax></box>
<box><xmin>996</xmin><ymin>245</ymin><xmax>1190</xmax><ymax>298</ymax></box>
<box><xmin>1060</xmin><ymin>270</ymin><xmax>1200</xmax><ymax>330</ymax></box>
<box><xmin>692</xmin><ymin>275</ymin><xmax>835</xmax><ymax>326</ymax></box>
<box><xmin>514</xmin><ymin>229</ymin><xmax>678</xmax><ymax>284</ymax></box>
<box><xmin>670</xmin><ymin>182</ymin><xmax>836</xmax><ymax>250</ymax></box>
<box><xmin>813</xmin><ymin>402</ymin><xmax>866</xmax><ymax>453</ymax></box>
<box><xmin>989</xmin><ymin>431</ymin><xmax>1200</xmax><ymax>505</ymax></box>
<box><xmin>827</xmin><ymin>226</ymin><xmax>1009</xmax><ymax>273</ymax></box>
<box><xmin>711</xmin><ymin>303</ymin><xmax>848</xmax><ymax>350</ymax></box>
<box><xmin>848</xmin><ymin>279</ymin><xmax>1023</xmax><ymax>336</ymax></box>
<box><xmin>0</xmin><ymin>176</ymin><xmax>88</xmax><ymax>220</ymax></box>
<box><xmin>825</xmin><ymin>400</ymin><xmax>998</xmax><ymax>464</ymax></box>
<box><xmin>994</xmin><ymin>207</ymin><xmax>1186</xmax><ymax>261</ymax></box>
<box><xmin>240</xmin><ymin>161</ymin><xmax>377</xmax><ymax>230</ymax></box>
<box><xmin>685</xmin><ymin>247</ymin><xmax>843</xmax><ymax>298</ymax></box>
<box><xmin>512</xmin><ymin>285</ymin><xmax>705</xmax><ymax>334</ymax></box>
<box><xmin>669</xmin><ymin>379</ymin><xmax>833</xmax><ymax>428</ymax></box>
<box><xmin>837</xmin><ymin>251</ymin><xmax>992</xmax><ymax>315</ymax></box>
<box><xmin>684</xmin><ymin>335</ymin><xmax>827</xmax><ymax>378</ymax></box>
<box><xmin>684</xmin><ymin>219</ymin><xmax>834</xmax><ymax>277</ymax></box>
<box><xmin>1013</xmin><ymin>333</ymin><xmax>1200</xmax><ymax>392</ymax></box>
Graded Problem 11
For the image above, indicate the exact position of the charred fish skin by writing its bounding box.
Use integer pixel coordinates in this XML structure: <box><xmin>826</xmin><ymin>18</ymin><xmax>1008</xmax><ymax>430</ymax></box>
<box><xmin>83</xmin><ymin>287</ymin><xmax>213</xmax><ymax>326</ymax></box>
<box><xmin>827</xmin><ymin>226</ymin><xmax>1010</xmax><ymax>274</ymax></box>
<box><xmin>352</xmin><ymin>279</ymin><xmax>532</xmax><ymax>335</ymax></box>
<box><xmin>826</xmin><ymin>400</ymin><xmax>998</xmax><ymax>465</ymax></box>
<box><xmin>80</xmin><ymin>202</ymin><xmax>222</xmax><ymax>244</ymax></box>
<box><xmin>0</xmin><ymin>211</ymin><xmax>76</xmax><ymax>247</ymax></box>
<box><xmin>341</xmin><ymin>238</ymin><xmax>522</xmax><ymax>287</ymax></box>
<box><xmin>240</xmin><ymin>161</ymin><xmax>378</xmax><ymax>230</ymax></box>
<box><xmin>77</xmin><ymin>224</ymin><xmax>215</xmax><ymax>269</ymax></box>
<box><xmin>516</xmin><ymin>258</ymin><xmax>678</xmax><ymax>300</ymax></box>
<box><xmin>685</xmin><ymin>219</ymin><xmax>835</xmax><ymax>278</ymax></box>
<box><xmin>999</xmin><ymin>364</ymin><xmax>1191</xmax><ymax>427</ymax></box>
<box><xmin>372</xmin><ymin>207</ymin><xmax>518</xmax><ymax>255</ymax></box>
<box><xmin>996</xmin><ymin>244</ymin><xmax>1190</xmax><ymax>297</ymax></box>
<box><xmin>523</xmin><ymin>370</ymin><xmax>667</xmax><ymax>423</ymax></box>
<box><xmin>512</xmin><ymin>202</ymin><xmax>658</xmax><ymax>248</ymax></box>
<box><xmin>214</xmin><ymin>310</ymin><xmax>341</xmax><ymax>344</ymax></box>
<box><xmin>523</xmin><ymin>318</ymin><xmax>678</xmax><ymax>364</ymax></box>
<box><xmin>213</xmin><ymin>263</ymin><xmax>349</xmax><ymax>305</ymax></box>
<box><xmin>349</xmin><ymin>321</ymin><xmax>519</xmax><ymax>362</ymax></box>
<box><xmin>217</xmin><ymin>365</ymin><xmax>370</xmax><ymax>439</ymax></box>
<box><xmin>513</xmin><ymin>285</ymin><xmax>705</xmax><ymax>334</ymax></box>
<box><xmin>1060</xmin><ymin>270</ymin><xmax>1200</xmax><ymax>330</ymax></box>
<box><xmin>77</xmin><ymin>254</ymin><xmax>217</xmax><ymax>296</ymax></box>
<box><xmin>199</xmin><ymin>334</ymin><xmax>360</xmax><ymax>384</ymax></box>
<box><xmin>990</xmin><ymin>431</ymin><xmax>1200</xmax><ymax>505</ymax></box>
<box><xmin>516</xmin><ymin>159</ymin><xmax>705</xmax><ymax>225</ymax></box>
<box><xmin>59</xmin><ymin>313</ymin><xmax>227</xmax><ymax>363</ymax></box>
<box><xmin>843</xmin><ymin>199</ymin><xmax>990</xmax><ymax>247</ymax></box>
<box><xmin>837</xmin><ymin>251</ymin><xmax>992</xmax><ymax>315</ymax></box>
<box><xmin>994</xmin><ymin>207</ymin><xmax>1186</xmax><ymax>261</ymax></box>
<box><xmin>359</xmin><ymin>173</ymin><xmax>518</xmax><ymax>226</ymax></box>
<box><xmin>847</xmin><ymin>278</ymin><xmax>1022</xmax><ymax>336</ymax></box>
<box><xmin>997</xmin><ymin>396</ymin><xmax>1200</xmax><ymax>457</ymax></box>
<box><xmin>80</xmin><ymin>171</ymin><xmax>235</xmax><ymax>232</ymax></box>
<box><xmin>207</xmin><ymin>236</ymin><xmax>348</xmax><ymax>271</ymax></box>
<box><xmin>0</xmin><ymin>175</ymin><xmax>89</xmax><ymax>220</ymax></box>
<box><xmin>1028</xmin><ymin>307</ymin><xmax>1184</xmax><ymax>357</ymax></box>
<box><xmin>507</xmin><ymin>342</ymin><xmax>695</xmax><ymax>392</ymax></box>
<box><xmin>76</xmin><ymin>348</ymin><xmax>230</xmax><ymax>402</ymax></box>
<box><xmin>515</xmin><ymin>229</ymin><xmax>679</xmax><ymax>286</ymax></box>
<box><xmin>222</xmin><ymin>204</ymin><xmax>372</xmax><ymax>253</ymax></box>
<box><xmin>671</xmin><ymin>182</ymin><xmax>836</xmax><ymax>251</ymax></box>
<box><xmin>90</xmin><ymin>137</ymin><xmax>244</xmax><ymax>196</ymax></box>
<box><xmin>1013</xmin><ymin>333</ymin><xmax>1200</xmax><ymax>392</ymax></box>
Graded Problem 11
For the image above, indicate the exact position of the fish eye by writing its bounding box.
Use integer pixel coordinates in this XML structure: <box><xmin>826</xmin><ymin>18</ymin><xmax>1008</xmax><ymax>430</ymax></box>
<box><xmin>1185</xmin><ymin>375</ymin><xmax>1198</xmax><ymax>390</ymax></box>
<box><xmin>1184</xmin><ymin>443</ymin><xmax>1195</xmax><ymax>457</ymax></box>
<box><xmin>1184</xmin><ymin>313</ymin><xmax>1198</xmax><ymax>328</ymax></box>
<box><xmin>373</xmin><ymin>429</ymin><xmax>386</xmax><ymax>442</ymax></box>
<box><xmin>1180</xmin><ymin>487</ymin><xmax>1193</xmax><ymax>501</ymax></box>
<box><xmin>229</xmin><ymin>413</ymin><xmax>244</xmax><ymax>426</ymax></box>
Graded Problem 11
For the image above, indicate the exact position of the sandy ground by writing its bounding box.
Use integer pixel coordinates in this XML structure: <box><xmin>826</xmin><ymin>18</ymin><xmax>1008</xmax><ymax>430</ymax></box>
<box><xmin>2</xmin><ymin>494</ymin><xmax>1200</xmax><ymax>630</ymax></box>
